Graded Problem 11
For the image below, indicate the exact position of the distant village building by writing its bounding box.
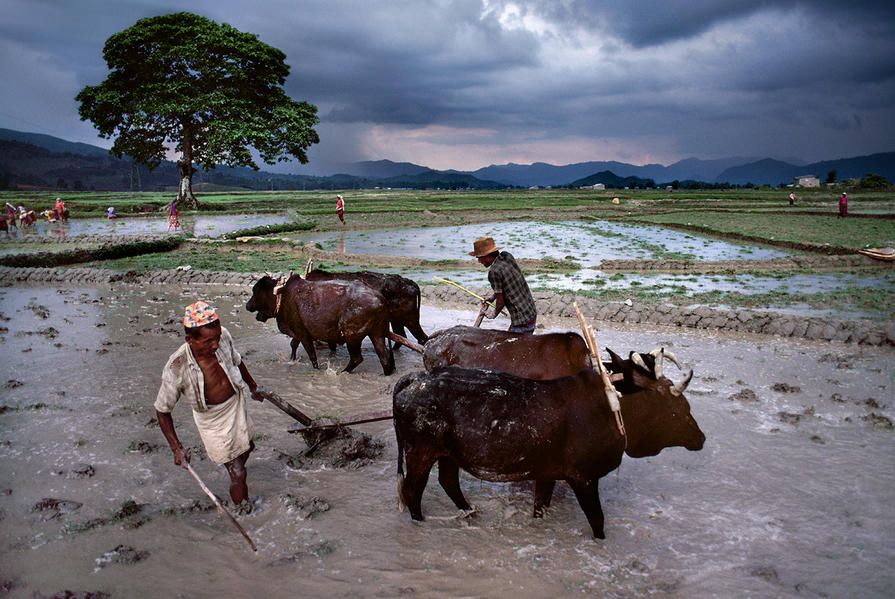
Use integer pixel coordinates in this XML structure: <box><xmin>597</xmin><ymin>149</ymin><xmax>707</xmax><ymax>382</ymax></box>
<box><xmin>580</xmin><ymin>183</ymin><xmax>605</xmax><ymax>190</ymax></box>
<box><xmin>794</xmin><ymin>175</ymin><xmax>820</xmax><ymax>188</ymax></box>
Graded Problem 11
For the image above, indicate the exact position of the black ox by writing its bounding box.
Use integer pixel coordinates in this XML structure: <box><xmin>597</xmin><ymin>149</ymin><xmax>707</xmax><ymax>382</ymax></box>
<box><xmin>392</xmin><ymin>352</ymin><xmax>704</xmax><ymax>538</ymax></box>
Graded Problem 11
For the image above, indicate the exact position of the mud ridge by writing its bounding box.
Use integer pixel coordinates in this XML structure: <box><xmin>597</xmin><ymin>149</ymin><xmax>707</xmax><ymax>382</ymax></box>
<box><xmin>2</xmin><ymin>266</ymin><xmax>892</xmax><ymax>346</ymax></box>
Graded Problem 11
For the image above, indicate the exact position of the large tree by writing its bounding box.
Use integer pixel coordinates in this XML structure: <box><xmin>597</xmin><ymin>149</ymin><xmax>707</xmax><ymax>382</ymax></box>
<box><xmin>76</xmin><ymin>12</ymin><xmax>319</xmax><ymax>208</ymax></box>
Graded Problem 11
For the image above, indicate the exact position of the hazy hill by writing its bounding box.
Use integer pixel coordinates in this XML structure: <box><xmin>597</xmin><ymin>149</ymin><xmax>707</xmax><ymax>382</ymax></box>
<box><xmin>569</xmin><ymin>170</ymin><xmax>655</xmax><ymax>189</ymax></box>
<box><xmin>717</xmin><ymin>152</ymin><xmax>895</xmax><ymax>184</ymax></box>
<box><xmin>2</xmin><ymin>127</ymin><xmax>892</xmax><ymax>189</ymax></box>
<box><xmin>0</xmin><ymin>133</ymin><xmax>506</xmax><ymax>191</ymax></box>
<box><xmin>0</xmin><ymin>128</ymin><xmax>110</xmax><ymax>158</ymax></box>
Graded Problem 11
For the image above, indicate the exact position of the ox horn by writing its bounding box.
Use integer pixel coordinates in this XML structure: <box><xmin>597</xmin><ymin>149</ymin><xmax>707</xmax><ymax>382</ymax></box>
<box><xmin>631</xmin><ymin>352</ymin><xmax>649</xmax><ymax>373</ymax></box>
<box><xmin>650</xmin><ymin>347</ymin><xmax>684</xmax><ymax>379</ymax></box>
<box><xmin>670</xmin><ymin>369</ymin><xmax>693</xmax><ymax>396</ymax></box>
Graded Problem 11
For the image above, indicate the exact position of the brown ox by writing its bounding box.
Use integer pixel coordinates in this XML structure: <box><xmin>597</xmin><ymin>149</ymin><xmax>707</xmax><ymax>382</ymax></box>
<box><xmin>422</xmin><ymin>325</ymin><xmax>592</xmax><ymax>380</ymax></box>
<box><xmin>246</xmin><ymin>274</ymin><xmax>395</xmax><ymax>375</ymax></box>
<box><xmin>393</xmin><ymin>355</ymin><xmax>703</xmax><ymax>539</ymax></box>
<box><xmin>305</xmin><ymin>268</ymin><xmax>428</xmax><ymax>347</ymax></box>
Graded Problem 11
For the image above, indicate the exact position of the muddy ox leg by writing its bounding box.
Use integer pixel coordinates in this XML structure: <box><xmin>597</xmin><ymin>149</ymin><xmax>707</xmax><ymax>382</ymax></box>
<box><xmin>402</xmin><ymin>448</ymin><xmax>436</xmax><ymax>521</ymax></box>
<box><xmin>298</xmin><ymin>331</ymin><xmax>319</xmax><ymax>368</ymax></box>
<box><xmin>371</xmin><ymin>334</ymin><xmax>395</xmax><ymax>375</ymax></box>
<box><xmin>343</xmin><ymin>339</ymin><xmax>364</xmax><ymax>372</ymax></box>
<box><xmin>533</xmin><ymin>479</ymin><xmax>557</xmax><ymax>518</ymax></box>
<box><xmin>437</xmin><ymin>457</ymin><xmax>472</xmax><ymax>511</ymax></box>
<box><xmin>568</xmin><ymin>479</ymin><xmax>605</xmax><ymax>539</ymax></box>
<box><xmin>289</xmin><ymin>337</ymin><xmax>300</xmax><ymax>361</ymax></box>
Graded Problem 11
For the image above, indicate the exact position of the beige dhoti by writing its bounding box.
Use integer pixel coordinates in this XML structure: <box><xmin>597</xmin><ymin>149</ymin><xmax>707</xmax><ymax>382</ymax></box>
<box><xmin>192</xmin><ymin>393</ymin><xmax>253</xmax><ymax>464</ymax></box>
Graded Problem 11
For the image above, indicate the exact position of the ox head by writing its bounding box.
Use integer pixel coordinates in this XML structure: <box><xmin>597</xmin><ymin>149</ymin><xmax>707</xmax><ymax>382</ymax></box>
<box><xmin>606</xmin><ymin>347</ymin><xmax>704</xmax><ymax>458</ymax></box>
<box><xmin>245</xmin><ymin>275</ymin><xmax>278</xmax><ymax>322</ymax></box>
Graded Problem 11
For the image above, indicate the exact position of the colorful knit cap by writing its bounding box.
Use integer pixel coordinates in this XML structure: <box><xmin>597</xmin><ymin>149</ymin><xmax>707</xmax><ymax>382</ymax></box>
<box><xmin>183</xmin><ymin>301</ymin><xmax>219</xmax><ymax>328</ymax></box>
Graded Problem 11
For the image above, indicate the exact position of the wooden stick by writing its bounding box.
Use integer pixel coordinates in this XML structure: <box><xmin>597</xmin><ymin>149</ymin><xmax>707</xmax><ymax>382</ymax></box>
<box><xmin>255</xmin><ymin>389</ymin><xmax>313</xmax><ymax>426</ymax></box>
<box><xmin>295</xmin><ymin>411</ymin><xmax>393</xmax><ymax>434</ymax></box>
<box><xmin>386</xmin><ymin>331</ymin><xmax>424</xmax><ymax>353</ymax></box>
<box><xmin>473</xmin><ymin>303</ymin><xmax>488</xmax><ymax>328</ymax></box>
<box><xmin>182</xmin><ymin>461</ymin><xmax>257</xmax><ymax>552</ymax></box>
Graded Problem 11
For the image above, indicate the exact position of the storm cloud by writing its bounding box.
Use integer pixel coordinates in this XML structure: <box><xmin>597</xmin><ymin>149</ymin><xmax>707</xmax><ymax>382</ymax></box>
<box><xmin>1</xmin><ymin>0</ymin><xmax>893</xmax><ymax>172</ymax></box>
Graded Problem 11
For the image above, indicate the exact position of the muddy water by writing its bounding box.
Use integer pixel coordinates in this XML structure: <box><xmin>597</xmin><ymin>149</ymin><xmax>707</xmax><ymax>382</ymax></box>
<box><xmin>4</xmin><ymin>213</ymin><xmax>290</xmax><ymax>239</ymax></box>
<box><xmin>290</xmin><ymin>220</ymin><xmax>793</xmax><ymax>262</ymax></box>
<box><xmin>1</xmin><ymin>284</ymin><xmax>893</xmax><ymax>598</ymax></box>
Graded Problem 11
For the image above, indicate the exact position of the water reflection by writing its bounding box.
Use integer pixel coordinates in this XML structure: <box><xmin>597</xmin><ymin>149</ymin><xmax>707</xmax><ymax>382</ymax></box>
<box><xmin>0</xmin><ymin>213</ymin><xmax>291</xmax><ymax>239</ymax></box>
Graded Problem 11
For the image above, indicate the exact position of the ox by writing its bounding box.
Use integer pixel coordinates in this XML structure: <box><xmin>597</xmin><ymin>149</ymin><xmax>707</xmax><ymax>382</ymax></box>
<box><xmin>306</xmin><ymin>268</ymin><xmax>428</xmax><ymax>347</ymax></box>
<box><xmin>246</xmin><ymin>274</ymin><xmax>395</xmax><ymax>375</ymax></box>
<box><xmin>422</xmin><ymin>325</ymin><xmax>592</xmax><ymax>380</ymax></box>
<box><xmin>393</xmin><ymin>357</ymin><xmax>703</xmax><ymax>539</ymax></box>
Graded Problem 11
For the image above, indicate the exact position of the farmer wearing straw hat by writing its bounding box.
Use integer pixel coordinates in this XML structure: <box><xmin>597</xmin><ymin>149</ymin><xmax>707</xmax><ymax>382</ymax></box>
<box><xmin>470</xmin><ymin>236</ymin><xmax>537</xmax><ymax>334</ymax></box>
<box><xmin>155</xmin><ymin>301</ymin><xmax>265</xmax><ymax>511</ymax></box>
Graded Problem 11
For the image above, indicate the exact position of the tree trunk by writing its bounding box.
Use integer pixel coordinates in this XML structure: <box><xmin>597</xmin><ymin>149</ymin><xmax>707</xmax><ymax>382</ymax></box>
<box><xmin>177</xmin><ymin>123</ymin><xmax>200</xmax><ymax>210</ymax></box>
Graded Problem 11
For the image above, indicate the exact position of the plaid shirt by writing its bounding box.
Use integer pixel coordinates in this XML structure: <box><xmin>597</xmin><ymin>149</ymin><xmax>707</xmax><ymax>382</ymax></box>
<box><xmin>488</xmin><ymin>251</ymin><xmax>537</xmax><ymax>326</ymax></box>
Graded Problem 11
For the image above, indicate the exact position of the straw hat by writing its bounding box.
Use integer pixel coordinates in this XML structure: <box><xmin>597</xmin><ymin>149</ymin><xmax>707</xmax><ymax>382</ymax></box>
<box><xmin>469</xmin><ymin>236</ymin><xmax>500</xmax><ymax>257</ymax></box>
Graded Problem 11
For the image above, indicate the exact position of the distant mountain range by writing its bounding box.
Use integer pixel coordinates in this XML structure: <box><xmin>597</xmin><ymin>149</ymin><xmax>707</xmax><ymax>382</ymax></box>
<box><xmin>1</xmin><ymin>127</ymin><xmax>892</xmax><ymax>191</ymax></box>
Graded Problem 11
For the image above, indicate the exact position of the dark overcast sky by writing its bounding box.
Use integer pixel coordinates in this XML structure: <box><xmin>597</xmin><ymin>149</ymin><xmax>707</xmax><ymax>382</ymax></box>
<box><xmin>2</xmin><ymin>0</ymin><xmax>894</xmax><ymax>172</ymax></box>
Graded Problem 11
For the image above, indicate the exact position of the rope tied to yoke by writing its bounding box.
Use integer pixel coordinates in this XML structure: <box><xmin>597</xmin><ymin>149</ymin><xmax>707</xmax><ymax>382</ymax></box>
<box><xmin>573</xmin><ymin>302</ymin><xmax>627</xmax><ymax>443</ymax></box>
<box><xmin>273</xmin><ymin>271</ymin><xmax>292</xmax><ymax>315</ymax></box>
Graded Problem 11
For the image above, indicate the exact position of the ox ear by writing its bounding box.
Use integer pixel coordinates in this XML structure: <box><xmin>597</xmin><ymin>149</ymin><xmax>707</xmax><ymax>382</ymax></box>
<box><xmin>628</xmin><ymin>366</ymin><xmax>657</xmax><ymax>392</ymax></box>
<box><xmin>606</xmin><ymin>347</ymin><xmax>625</xmax><ymax>372</ymax></box>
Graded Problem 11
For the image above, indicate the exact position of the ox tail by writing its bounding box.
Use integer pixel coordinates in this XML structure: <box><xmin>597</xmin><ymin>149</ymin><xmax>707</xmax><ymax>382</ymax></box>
<box><xmin>395</xmin><ymin>427</ymin><xmax>406</xmax><ymax>512</ymax></box>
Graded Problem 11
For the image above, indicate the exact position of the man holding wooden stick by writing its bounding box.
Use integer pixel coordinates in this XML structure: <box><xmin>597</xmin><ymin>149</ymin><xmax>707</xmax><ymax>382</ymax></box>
<box><xmin>469</xmin><ymin>236</ymin><xmax>537</xmax><ymax>334</ymax></box>
<box><xmin>155</xmin><ymin>301</ymin><xmax>264</xmax><ymax>513</ymax></box>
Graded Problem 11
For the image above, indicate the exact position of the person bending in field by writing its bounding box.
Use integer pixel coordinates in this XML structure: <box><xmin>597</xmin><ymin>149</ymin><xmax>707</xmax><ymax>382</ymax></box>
<box><xmin>469</xmin><ymin>235</ymin><xmax>538</xmax><ymax>334</ymax></box>
<box><xmin>155</xmin><ymin>301</ymin><xmax>265</xmax><ymax>511</ymax></box>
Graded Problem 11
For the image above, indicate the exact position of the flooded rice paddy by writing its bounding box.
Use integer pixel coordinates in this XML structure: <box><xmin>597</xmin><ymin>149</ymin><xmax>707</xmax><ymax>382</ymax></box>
<box><xmin>289</xmin><ymin>220</ymin><xmax>794</xmax><ymax>263</ymax></box>
<box><xmin>1</xmin><ymin>283</ymin><xmax>893</xmax><ymax>598</ymax></box>
<box><xmin>3</xmin><ymin>213</ymin><xmax>291</xmax><ymax>240</ymax></box>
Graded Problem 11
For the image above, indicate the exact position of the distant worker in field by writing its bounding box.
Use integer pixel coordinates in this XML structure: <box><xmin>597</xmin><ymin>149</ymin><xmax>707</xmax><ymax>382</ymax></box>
<box><xmin>788</xmin><ymin>191</ymin><xmax>796</xmax><ymax>206</ymax></box>
<box><xmin>167</xmin><ymin>198</ymin><xmax>180</xmax><ymax>231</ymax></box>
<box><xmin>54</xmin><ymin>197</ymin><xmax>68</xmax><ymax>221</ymax></box>
<box><xmin>155</xmin><ymin>301</ymin><xmax>265</xmax><ymax>511</ymax></box>
<box><xmin>107</xmin><ymin>206</ymin><xmax>118</xmax><ymax>219</ymax></box>
<box><xmin>5</xmin><ymin>203</ymin><xmax>16</xmax><ymax>230</ymax></box>
<box><xmin>838</xmin><ymin>192</ymin><xmax>848</xmax><ymax>218</ymax></box>
<box><xmin>336</xmin><ymin>194</ymin><xmax>345</xmax><ymax>224</ymax></box>
<box><xmin>470</xmin><ymin>236</ymin><xmax>537</xmax><ymax>334</ymax></box>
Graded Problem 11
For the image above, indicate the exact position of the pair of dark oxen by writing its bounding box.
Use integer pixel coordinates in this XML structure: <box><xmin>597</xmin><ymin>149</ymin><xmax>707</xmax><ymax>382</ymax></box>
<box><xmin>246</xmin><ymin>271</ymin><xmax>705</xmax><ymax>539</ymax></box>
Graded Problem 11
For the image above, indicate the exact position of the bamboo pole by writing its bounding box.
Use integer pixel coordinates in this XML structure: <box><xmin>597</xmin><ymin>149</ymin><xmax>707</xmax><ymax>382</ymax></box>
<box><xmin>182</xmin><ymin>461</ymin><xmax>257</xmax><ymax>552</ymax></box>
<box><xmin>573</xmin><ymin>302</ymin><xmax>626</xmax><ymax>437</ymax></box>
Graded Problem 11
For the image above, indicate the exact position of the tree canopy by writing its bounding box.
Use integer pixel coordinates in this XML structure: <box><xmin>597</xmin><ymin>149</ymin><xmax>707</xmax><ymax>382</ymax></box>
<box><xmin>76</xmin><ymin>12</ymin><xmax>319</xmax><ymax>206</ymax></box>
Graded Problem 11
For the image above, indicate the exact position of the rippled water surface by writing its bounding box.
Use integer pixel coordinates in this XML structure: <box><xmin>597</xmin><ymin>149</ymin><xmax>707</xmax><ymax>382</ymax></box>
<box><xmin>0</xmin><ymin>284</ymin><xmax>893</xmax><ymax>598</ymax></box>
<box><xmin>289</xmin><ymin>220</ymin><xmax>794</xmax><ymax>262</ymax></box>
<box><xmin>5</xmin><ymin>213</ymin><xmax>290</xmax><ymax>239</ymax></box>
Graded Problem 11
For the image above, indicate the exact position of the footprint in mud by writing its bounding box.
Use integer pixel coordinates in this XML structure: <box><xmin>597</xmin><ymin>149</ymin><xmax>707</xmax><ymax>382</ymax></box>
<box><xmin>728</xmin><ymin>388</ymin><xmax>758</xmax><ymax>403</ymax></box>
<box><xmin>279</xmin><ymin>493</ymin><xmax>331</xmax><ymax>520</ymax></box>
<box><xmin>772</xmin><ymin>382</ymin><xmax>801</xmax><ymax>394</ymax></box>
<box><xmin>93</xmin><ymin>545</ymin><xmax>150</xmax><ymax>572</ymax></box>
<box><xmin>31</xmin><ymin>498</ymin><xmax>83</xmax><ymax>520</ymax></box>
<box><xmin>127</xmin><ymin>441</ymin><xmax>161</xmax><ymax>454</ymax></box>
<box><xmin>52</xmin><ymin>463</ymin><xmax>95</xmax><ymax>479</ymax></box>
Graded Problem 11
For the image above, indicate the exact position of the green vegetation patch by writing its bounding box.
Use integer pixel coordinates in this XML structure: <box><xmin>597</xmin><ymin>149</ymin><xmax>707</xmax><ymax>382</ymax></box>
<box><xmin>221</xmin><ymin>219</ymin><xmax>317</xmax><ymax>239</ymax></box>
<box><xmin>632</xmin><ymin>211</ymin><xmax>895</xmax><ymax>250</ymax></box>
